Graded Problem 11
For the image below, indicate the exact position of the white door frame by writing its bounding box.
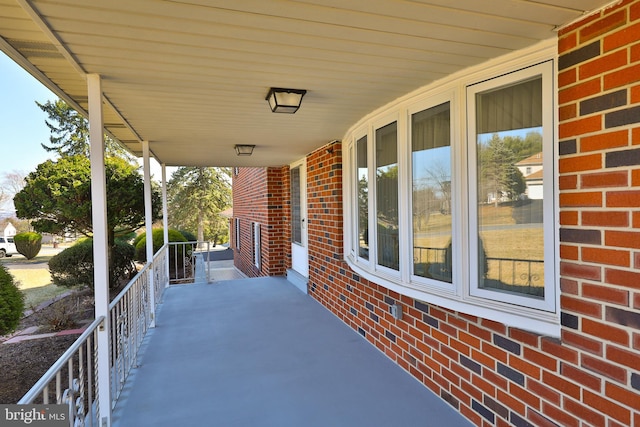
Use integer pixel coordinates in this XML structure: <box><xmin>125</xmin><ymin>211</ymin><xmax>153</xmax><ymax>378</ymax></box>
<box><xmin>290</xmin><ymin>159</ymin><xmax>308</xmax><ymax>278</ymax></box>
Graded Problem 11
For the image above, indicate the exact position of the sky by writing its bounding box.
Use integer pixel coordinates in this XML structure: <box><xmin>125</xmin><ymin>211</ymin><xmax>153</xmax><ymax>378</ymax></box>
<box><xmin>0</xmin><ymin>52</ymin><xmax>56</xmax><ymax>176</ymax></box>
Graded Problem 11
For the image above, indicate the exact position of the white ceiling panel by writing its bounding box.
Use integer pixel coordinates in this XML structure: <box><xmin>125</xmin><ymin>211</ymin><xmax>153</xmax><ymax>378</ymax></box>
<box><xmin>0</xmin><ymin>0</ymin><xmax>611</xmax><ymax>166</ymax></box>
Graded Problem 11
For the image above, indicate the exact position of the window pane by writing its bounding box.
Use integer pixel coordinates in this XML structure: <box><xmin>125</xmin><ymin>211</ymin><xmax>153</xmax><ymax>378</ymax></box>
<box><xmin>376</xmin><ymin>122</ymin><xmax>399</xmax><ymax>270</ymax></box>
<box><xmin>291</xmin><ymin>167</ymin><xmax>302</xmax><ymax>244</ymax></box>
<box><xmin>476</xmin><ymin>76</ymin><xmax>544</xmax><ymax>298</ymax></box>
<box><xmin>412</xmin><ymin>102</ymin><xmax>452</xmax><ymax>282</ymax></box>
<box><xmin>357</xmin><ymin>136</ymin><xmax>369</xmax><ymax>259</ymax></box>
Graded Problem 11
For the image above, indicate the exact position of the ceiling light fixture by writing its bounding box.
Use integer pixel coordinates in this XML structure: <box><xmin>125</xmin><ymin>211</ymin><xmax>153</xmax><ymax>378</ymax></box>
<box><xmin>265</xmin><ymin>87</ymin><xmax>307</xmax><ymax>114</ymax></box>
<box><xmin>235</xmin><ymin>144</ymin><xmax>255</xmax><ymax>156</ymax></box>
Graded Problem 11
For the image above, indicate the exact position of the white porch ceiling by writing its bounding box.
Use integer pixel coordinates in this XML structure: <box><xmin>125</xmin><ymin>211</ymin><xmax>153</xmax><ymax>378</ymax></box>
<box><xmin>0</xmin><ymin>0</ymin><xmax>611</xmax><ymax>167</ymax></box>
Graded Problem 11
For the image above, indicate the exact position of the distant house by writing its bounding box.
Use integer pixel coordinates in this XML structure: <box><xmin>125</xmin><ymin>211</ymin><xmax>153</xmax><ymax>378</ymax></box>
<box><xmin>515</xmin><ymin>152</ymin><xmax>543</xmax><ymax>199</ymax></box>
<box><xmin>3</xmin><ymin>222</ymin><xmax>16</xmax><ymax>239</ymax></box>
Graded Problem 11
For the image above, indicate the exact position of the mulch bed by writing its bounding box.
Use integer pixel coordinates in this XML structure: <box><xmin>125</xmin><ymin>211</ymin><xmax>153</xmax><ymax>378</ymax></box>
<box><xmin>0</xmin><ymin>289</ymin><xmax>95</xmax><ymax>403</ymax></box>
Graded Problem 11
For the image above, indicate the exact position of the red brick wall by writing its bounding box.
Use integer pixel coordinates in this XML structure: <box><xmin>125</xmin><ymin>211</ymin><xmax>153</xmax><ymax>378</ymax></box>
<box><xmin>232</xmin><ymin>167</ymin><xmax>290</xmax><ymax>277</ymax></box>
<box><xmin>555</xmin><ymin>2</ymin><xmax>640</xmax><ymax>425</ymax></box>
<box><xmin>306</xmin><ymin>143</ymin><xmax>343</xmax><ymax>285</ymax></box>
<box><xmin>266</xmin><ymin>166</ymin><xmax>291</xmax><ymax>274</ymax></box>
<box><xmin>303</xmin><ymin>3</ymin><xmax>640</xmax><ymax>426</ymax></box>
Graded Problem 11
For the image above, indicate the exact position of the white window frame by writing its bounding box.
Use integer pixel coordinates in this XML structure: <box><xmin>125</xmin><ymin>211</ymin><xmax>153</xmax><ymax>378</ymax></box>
<box><xmin>466</xmin><ymin>61</ymin><xmax>556</xmax><ymax>313</ymax></box>
<box><xmin>342</xmin><ymin>42</ymin><xmax>560</xmax><ymax>336</ymax></box>
<box><xmin>252</xmin><ymin>222</ymin><xmax>261</xmax><ymax>269</ymax></box>
<box><xmin>353</xmin><ymin>128</ymin><xmax>371</xmax><ymax>266</ymax></box>
<box><xmin>371</xmin><ymin>114</ymin><xmax>403</xmax><ymax>279</ymax></box>
<box><xmin>407</xmin><ymin>91</ymin><xmax>458</xmax><ymax>294</ymax></box>
<box><xmin>234</xmin><ymin>218</ymin><xmax>241</xmax><ymax>250</ymax></box>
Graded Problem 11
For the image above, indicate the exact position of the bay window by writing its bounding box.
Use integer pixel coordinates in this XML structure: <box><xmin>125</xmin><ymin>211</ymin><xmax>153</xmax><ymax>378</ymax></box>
<box><xmin>344</xmin><ymin>52</ymin><xmax>558</xmax><ymax>335</ymax></box>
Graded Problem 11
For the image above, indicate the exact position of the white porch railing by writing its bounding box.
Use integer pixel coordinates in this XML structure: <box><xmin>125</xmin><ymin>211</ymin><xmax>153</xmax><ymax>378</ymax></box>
<box><xmin>167</xmin><ymin>241</ymin><xmax>211</xmax><ymax>284</ymax></box>
<box><xmin>18</xmin><ymin>245</ymin><xmax>169</xmax><ymax>426</ymax></box>
<box><xmin>17</xmin><ymin>317</ymin><xmax>104</xmax><ymax>426</ymax></box>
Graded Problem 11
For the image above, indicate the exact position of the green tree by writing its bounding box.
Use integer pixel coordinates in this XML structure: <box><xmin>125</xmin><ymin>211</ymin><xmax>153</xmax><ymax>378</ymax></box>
<box><xmin>37</xmin><ymin>99</ymin><xmax>132</xmax><ymax>159</ymax></box>
<box><xmin>167</xmin><ymin>167</ymin><xmax>232</xmax><ymax>244</ymax></box>
<box><xmin>14</xmin><ymin>155</ymin><xmax>161</xmax><ymax>245</ymax></box>
<box><xmin>479</xmin><ymin>134</ymin><xmax>525</xmax><ymax>206</ymax></box>
<box><xmin>376</xmin><ymin>165</ymin><xmax>398</xmax><ymax>223</ymax></box>
<box><xmin>358</xmin><ymin>175</ymin><xmax>368</xmax><ymax>237</ymax></box>
<box><xmin>503</xmin><ymin>131</ymin><xmax>543</xmax><ymax>162</ymax></box>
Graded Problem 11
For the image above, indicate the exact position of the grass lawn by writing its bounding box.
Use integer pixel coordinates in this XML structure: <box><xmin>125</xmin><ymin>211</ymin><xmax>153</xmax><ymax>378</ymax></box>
<box><xmin>21</xmin><ymin>284</ymin><xmax>69</xmax><ymax>310</ymax></box>
<box><xmin>0</xmin><ymin>247</ymin><xmax>70</xmax><ymax>309</ymax></box>
<box><xmin>9</xmin><ymin>268</ymin><xmax>68</xmax><ymax>309</ymax></box>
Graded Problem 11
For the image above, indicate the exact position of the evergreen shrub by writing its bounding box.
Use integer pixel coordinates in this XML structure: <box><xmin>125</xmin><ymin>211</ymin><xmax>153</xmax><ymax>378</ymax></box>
<box><xmin>134</xmin><ymin>228</ymin><xmax>187</xmax><ymax>262</ymax></box>
<box><xmin>13</xmin><ymin>232</ymin><xmax>42</xmax><ymax>260</ymax></box>
<box><xmin>49</xmin><ymin>239</ymin><xmax>136</xmax><ymax>289</ymax></box>
<box><xmin>0</xmin><ymin>265</ymin><xmax>25</xmax><ymax>335</ymax></box>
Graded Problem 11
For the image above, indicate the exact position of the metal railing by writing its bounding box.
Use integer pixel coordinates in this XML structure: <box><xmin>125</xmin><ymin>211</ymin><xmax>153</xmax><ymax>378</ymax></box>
<box><xmin>413</xmin><ymin>246</ymin><xmax>452</xmax><ymax>282</ymax></box>
<box><xmin>18</xmin><ymin>317</ymin><xmax>104</xmax><ymax>426</ymax></box>
<box><xmin>167</xmin><ymin>241</ymin><xmax>211</xmax><ymax>284</ymax></box>
<box><xmin>483</xmin><ymin>256</ymin><xmax>544</xmax><ymax>296</ymax></box>
<box><xmin>18</xmin><ymin>245</ymin><xmax>170</xmax><ymax>426</ymax></box>
<box><xmin>414</xmin><ymin>246</ymin><xmax>448</xmax><ymax>266</ymax></box>
<box><xmin>413</xmin><ymin>246</ymin><xmax>543</xmax><ymax>293</ymax></box>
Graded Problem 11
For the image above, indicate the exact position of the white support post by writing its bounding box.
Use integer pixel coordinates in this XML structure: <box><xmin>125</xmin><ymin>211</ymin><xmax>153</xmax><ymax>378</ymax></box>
<box><xmin>88</xmin><ymin>74</ymin><xmax>111</xmax><ymax>427</ymax></box>
<box><xmin>142</xmin><ymin>141</ymin><xmax>156</xmax><ymax>328</ymax></box>
<box><xmin>162</xmin><ymin>164</ymin><xmax>170</xmax><ymax>285</ymax></box>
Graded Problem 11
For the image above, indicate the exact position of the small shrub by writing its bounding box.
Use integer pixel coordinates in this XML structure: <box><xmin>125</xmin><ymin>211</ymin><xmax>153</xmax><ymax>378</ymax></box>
<box><xmin>41</xmin><ymin>292</ymin><xmax>94</xmax><ymax>332</ymax></box>
<box><xmin>49</xmin><ymin>239</ymin><xmax>136</xmax><ymax>289</ymax></box>
<box><xmin>0</xmin><ymin>265</ymin><xmax>25</xmax><ymax>335</ymax></box>
<box><xmin>42</xmin><ymin>304</ymin><xmax>76</xmax><ymax>331</ymax></box>
<box><xmin>49</xmin><ymin>240</ymin><xmax>93</xmax><ymax>288</ymax></box>
<box><xmin>132</xmin><ymin>232</ymin><xmax>145</xmax><ymax>248</ymax></box>
<box><xmin>13</xmin><ymin>232</ymin><xmax>43</xmax><ymax>260</ymax></box>
<box><xmin>134</xmin><ymin>228</ymin><xmax>187</xmax><ymax>262</ymax></box>
<box><xmin>179</xmin><ymin>229</ymin><xmax>197</xmax><ymax>242</ymax></box>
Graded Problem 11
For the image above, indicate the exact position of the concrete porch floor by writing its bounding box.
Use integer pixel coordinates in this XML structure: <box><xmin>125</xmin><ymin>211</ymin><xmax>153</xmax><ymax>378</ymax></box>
<box><xmin>112</xmin><ymin>277</ymin><xmax>472</xmax><ymax>427</ymax></box>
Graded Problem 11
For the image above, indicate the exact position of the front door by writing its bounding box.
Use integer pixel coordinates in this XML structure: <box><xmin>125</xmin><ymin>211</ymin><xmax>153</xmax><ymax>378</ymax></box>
<box><xmin>290</xmin><ymin>159</ymin><xmax>308</xmax><ymax>278</ymax></box>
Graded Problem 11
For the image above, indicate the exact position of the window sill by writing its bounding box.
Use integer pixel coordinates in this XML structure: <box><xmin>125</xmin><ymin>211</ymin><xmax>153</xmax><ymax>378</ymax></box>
<box><xmin>346</xmin><ymin>255</ymin><xmax>561</xmax><ymax>338</ymax></box>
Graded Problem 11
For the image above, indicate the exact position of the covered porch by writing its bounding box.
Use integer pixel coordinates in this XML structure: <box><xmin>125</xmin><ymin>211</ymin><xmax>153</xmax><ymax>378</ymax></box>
<box><xmin>3</xmin><ymin>1</ymin><xmax>634</xmax><ymax>426</ymax></box>
<box><xmin>111</xmin><ymin>276</ymin><xmax>471</xmax><ymax>427</ymax></box>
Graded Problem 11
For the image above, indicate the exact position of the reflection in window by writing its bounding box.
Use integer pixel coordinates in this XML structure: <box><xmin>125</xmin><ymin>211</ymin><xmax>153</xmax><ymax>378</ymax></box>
<box><xmin>411</xmin><ymin>102</ymin><xmax>452</xmax><ymax>282</ymax></box>
<box><xmin>376</xmin><ymin>122</ymin><xmax>399</xmax><ymax>271</ymax></box>
<box><xmin>475</xmin><ymin>76</ymin><xmax>544</xmax><ymax>298</ymax></box>
<box><xmin>357</xmin><ymin>136</ymin><xmax>369</xmax><ymax>259</ymax></box>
